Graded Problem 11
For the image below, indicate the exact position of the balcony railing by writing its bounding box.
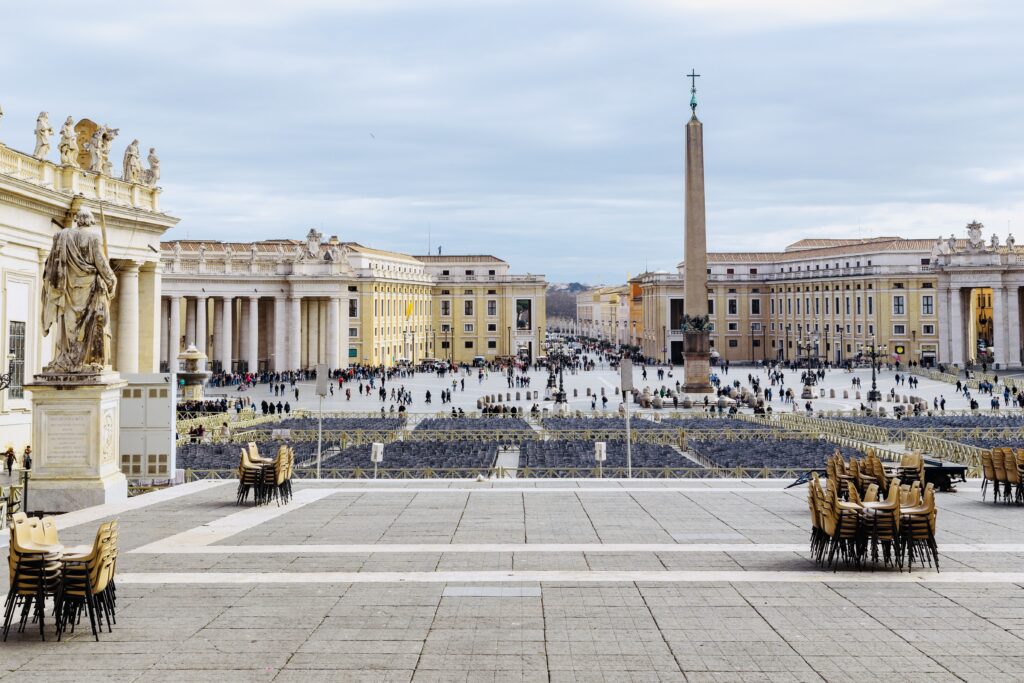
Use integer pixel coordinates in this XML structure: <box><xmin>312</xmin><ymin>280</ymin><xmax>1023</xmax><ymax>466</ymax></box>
<box><xmin>0</xmin><ymin>143</ymin><xmax>162</xmax><ymax>212</ymax></box>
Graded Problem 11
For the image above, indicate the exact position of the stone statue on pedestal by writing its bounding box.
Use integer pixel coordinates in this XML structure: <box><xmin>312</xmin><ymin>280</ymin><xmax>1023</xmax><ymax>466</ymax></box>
<box><xmin>33</xmin><ymin>112</ymin><xmax>53</xmax><ymax>159</ymax></box>
<box><xmin>122</xmin><ymin>139</ymin><xmax>142</xmax><ymax>183</ymax></box>
<box><xmin>40</xmin><ymin>206</ymin><xmax>118</xmax><ymax>374</ymax></box>
<box><xmin>58</xmin><ymin>116</ymin><xmax>78</xmax><ymax>166</ymax></box>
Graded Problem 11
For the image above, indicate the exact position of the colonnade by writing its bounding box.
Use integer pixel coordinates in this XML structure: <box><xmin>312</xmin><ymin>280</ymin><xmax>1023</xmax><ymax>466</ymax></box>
<box><xmin>160</xmin><ymin>294</ymin><xmax>348</xmax><ymax>373</ymax></box>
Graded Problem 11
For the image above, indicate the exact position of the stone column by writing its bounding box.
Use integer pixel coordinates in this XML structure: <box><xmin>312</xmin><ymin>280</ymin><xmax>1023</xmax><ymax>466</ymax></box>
<box><xmin>326</xmin><ymin>297</ymin><xmax>341</xmax><ymax>370</ymax></box>
<box><xmin>1009</xmin><ymin>287</ymin><xmax>1022</xmax><ymax>368</ymax></box>
<box><xmin>185</xmin><ymin>297</ymin><xmax>196</xmax><ymax>348</ymax></box>
<box><xmin>168</xmin><ymin>295</ymin><xmax>181</xmax><ymax>367</ymax></box>
<box><xmin>212</xmin><ymin>298</ymin><xmax>223</xmax><ymax>370</ymax></box>
<box><xmin>116</xmin><ymin>261</ymin><xmax>141</xmax><ymax>374</ymax></box>
<box><xmin>288</xmin><ymin>297</ymin><xmax>302</xmax><ymax>370</ymax></box>
<box><xmin>949</xmin><ymin>288</ymin><xmax>964</xmax><ymax>366</ymax></box>
<box><xmin>138</xmin><ymin>264</ymin><xmax>161</xmax><ymax>373</ymax></box>
<box><xmin>238</xmin><ymin>299</ymin><xmax>250</xmax><ymax>367</ymax></box>
<box><xmin>308</xmin><ymin>300</ymin><xmax>321</xmax><ymax>366</ymax></box>
<box><xmin>195</xmin><ymin>296</ymin><xmax>208</xmax><ymax>368</ymax></box>
<box><xmin>247</xmin><ymin>297</ymin><xmax>260</xmax><ymax>373</ymax></box>
<box><xmin>993</xmin><ymin>285</ymin><xmax>1009</xmax><ymax>368</ymax></box>
<box><xmin>274</xmin><ymin>296</ymin><xmax>287</xmax><ymax>372</ymax></box>
<box><xmin>220</xmin><ymin>296</ymin><xmax>233</xmax><ymax>373</ymax></box>
<box><xmin>159</xmin><ymin>297</ymin><xmax>169</xmax><ymax>367</ymax></box>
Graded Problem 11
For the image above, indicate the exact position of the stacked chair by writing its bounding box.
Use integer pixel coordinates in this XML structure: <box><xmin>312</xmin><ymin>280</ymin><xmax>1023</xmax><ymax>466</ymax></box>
<box><xmin>4</xmin><ymin>514</ymin><xmax>119</xmax><ymax>641</ymax></box>
<box><xmin>236</xmin><ymin>442</ymin><xmax>294</xmax><ymax>506</ymax></box>
<box><xmin>981</xmin><ymin>448</ymin><xmax>1024</xmax><ymax>505</ymax></box>
<box><xmin>810</xmin><ymin>449</ymin><xmax>938</xmax><ymax>572</ymax></box>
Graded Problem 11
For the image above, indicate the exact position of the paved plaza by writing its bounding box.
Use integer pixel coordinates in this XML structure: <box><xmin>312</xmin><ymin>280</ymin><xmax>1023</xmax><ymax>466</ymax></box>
<box><xmin>224</xmin><ymin>365</ymin><xmax>1024</xmax><ymax>416</ymax></box>
<box><xmin>3</xmin><ymin>478</ymin><xmax>1024</xmax><ymax>681</ymax></box>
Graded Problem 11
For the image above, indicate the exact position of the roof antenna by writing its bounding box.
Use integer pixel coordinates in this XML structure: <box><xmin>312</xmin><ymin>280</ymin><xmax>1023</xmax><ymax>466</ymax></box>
<box><xmin>428</xmin><ymin>222</ymin><xmax>432</xmax><ymax>255</ymax></box>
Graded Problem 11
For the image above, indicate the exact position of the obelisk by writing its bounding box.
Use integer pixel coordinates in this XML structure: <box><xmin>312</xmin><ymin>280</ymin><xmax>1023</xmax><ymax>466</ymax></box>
<box><xmin>682</xmin><ymin>70</ymin><xmax>713</xmax><ymax>393</ymax></box>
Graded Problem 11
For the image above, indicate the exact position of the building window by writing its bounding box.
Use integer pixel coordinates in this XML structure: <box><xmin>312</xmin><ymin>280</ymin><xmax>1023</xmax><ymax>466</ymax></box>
<box><xmin>727</xmin><ymin>299</ymin><xmax>737</xmax><ymax>315</ymax></box>
<box><xmin>707</xmin><ymin>299</ymin><xmax>715</xmax><ymax>315</ymax></box>
<box><xmin>856</xmin><ymin>297</ymin><xmax>862</xmax><ymax>315</ymax></box>
<box><xmin>464</xmin><ymin>324</ymin><xmax>474</xmax><ymax>333</ymax></box>
<box><xmin>487</xmin><ymin>340</ymin><xmax>497</xmax><ymax>349</ymax></box>
<box><xmin>464</xmin><ymin>341</ymin><xmax>473</xmax><ymax>349</ymax></box>
<box><xmin>7</xmin><ymin>321</ymin><xmax>25</xmax><ymax>399</ymax></box>
<box><xmin>464</xmin><ymin>300</ymin><xmax>473</xmax><ymax>316</ymax></box>
<box><xmin>922</xmin><ymin>295</ymin><xmax>934</xmax><ymax>315</ymax></box>
<box><xmin>441</xmin><ymin>341</ymin><xmax>450</xmax><ymax>349</ymax></box>
<box><xmin>727</xmin><ymin>322</ymin><xmax>738</xmax><ymax>331</ymax></box>
<box><xmin>441</xmin><ymin>300</ymin><xmax>451</xmax><ymax>316</ymax></box>
<box><xmin>750</xmin><ymin>268</ymin><xmax>758</xmax><ymax>275</ymax></box>
<box><xmin>487</xmin><ymin>323</ymin><xmax>497</xmax><ymax>332</ymax></box>
<box><xmin>893</xmin><ymin>324</ymin><xmax>906</xmax><ymax>335</ymax></box>
<box><xmin>441</xmin><ymin>323</ymin><xmax>451</xmax><ymax>332</ymax></box>
<box><xmin>726</xmin><ymin>268</ymin><xmax>734</xmax><ymax>275</ymax></box>
<box><xmin>487</xmin><ymin>300</ymin><xmax>497</xmax><ymax>316</ymax></box>
<box><xmin>728</xmin><ymin>339</ymin><xmax>738</xmax><ymax>348</ymax></box>
<box><xmin>751</xmin><ymin>299</ymin><xmax>761</xmax><ymax>315</ymax></box>
<box><xmin>922</xmin><ymin>324</ymin><xmax>935</xmax><ymax>335</ymax></box>
<box><xmin>752</xmin><ymin>322</ymin><xmax>762</xmax><ymax>332</ymax></box>
<box><xmin>348</xmin><ymin>328</ymin><xmax>358</xmax><ymax>337</ymax></box>
<box><xmin>893</xmin><ymin>295</ymin><xmax>905</xmax><ymax>315</ymax></box>
<box><xmin>465</xmin><ymin>270</ymin><xmax>474</xmax><ymax>276</ymax></box>
<box><xmin>770</xmin><ymin>299</ymin><xmax>775</xmax><ymax>315</ymax></box>
<box><xmin>845</xmin><ymin>297</ymin><xmax>850</xmax><ymax>315</ymax></box>
<box><xmin>349</xmin><ymin>299</ymin><xmax>358</xmax><ymax>317</ymax></box>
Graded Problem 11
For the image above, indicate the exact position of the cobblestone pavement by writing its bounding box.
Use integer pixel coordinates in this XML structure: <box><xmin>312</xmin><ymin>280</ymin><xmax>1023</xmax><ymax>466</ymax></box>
<box><xmin>3</xmin><ymin>479</ymin><xmax>1024</xmax><ymax>681</ymax></box>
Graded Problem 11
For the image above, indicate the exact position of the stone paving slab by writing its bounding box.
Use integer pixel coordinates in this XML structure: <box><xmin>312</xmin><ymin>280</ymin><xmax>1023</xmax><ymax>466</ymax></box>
<box><xmin>2</xmin><ymin>479</ymin><xmax>1024</xmax><ymax>682</ymax></box>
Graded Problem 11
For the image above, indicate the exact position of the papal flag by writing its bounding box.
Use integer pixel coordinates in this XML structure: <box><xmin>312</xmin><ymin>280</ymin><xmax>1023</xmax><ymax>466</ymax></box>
<box><xmin>406</xmin><ymin>302</ymin><xmax>414</xmax><ymax>318</ymax></box>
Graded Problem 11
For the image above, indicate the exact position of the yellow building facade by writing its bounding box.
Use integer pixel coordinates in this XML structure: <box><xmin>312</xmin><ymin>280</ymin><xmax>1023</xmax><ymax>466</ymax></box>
<box><xmin>598</xmin><ymin>237</ymin><xmax>953</xmax><ymax>366</ymax></box>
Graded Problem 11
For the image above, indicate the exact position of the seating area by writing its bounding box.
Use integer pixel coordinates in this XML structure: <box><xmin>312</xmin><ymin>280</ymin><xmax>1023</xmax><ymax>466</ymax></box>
<box><xmin>981</xmin><ymin>448</ymin><xmax>1024</xmax><ymax>504</ymax></box>
<box><xmin>520</xmin><ymin>440</ymin><xmax>690</xmax><ymax>474</ymax></box>
<box><xmin>320</xmin><ymin>441</ymin><xmax>499</xmax><ymax>472</ymax></box>
<box><xmin>833</xmin><ymin>414</ymin><xmax>1024</xmax><ymax>429</ymax></box>
<box><xmin>236</xmin><ymin>442</ymin><xmax>295</xmax><ymax>506</ymax></box>
<box><xmin>809</xmin><ymin>450</ymin><xmax>938</xmax><ymax>571</ymax></box>
<box><xmin>274</xmin><ymin>417</ymin><xmax>405</xmax><ymax>432</ymax></box>
<box><xmin>5</xmin><ymin>515</ymin><xmax>119</xmax><ymax>641</ymax></box>
<box><xmin>415</xmin><ymin>417</ymin><xmax>532</xmax><ymax>431</ymax></box>
<box><xmin>688</xmin><ymin>437</ymin><xmax>867</xmax><ymax>470</ymax></box>
<box><xmin>542</xmin><ymin>417</ymin><xmax>675</xmax><ymax>431</ymax></box>
<box><xmin>658</xmin><ymin>418</ymin><xmax>770</xmax><ymax>431</ymax></box>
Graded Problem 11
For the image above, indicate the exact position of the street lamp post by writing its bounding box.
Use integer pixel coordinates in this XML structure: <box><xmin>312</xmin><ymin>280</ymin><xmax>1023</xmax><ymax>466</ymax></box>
<box><xmin>859</xmin><ymin>335</ymin><xmax>887</xmax><ymax>409</ymax></box>
<box><xmin>0</xmin><ymin>353</ymin><xmax>15</xmax><ymax>392</ymax></box>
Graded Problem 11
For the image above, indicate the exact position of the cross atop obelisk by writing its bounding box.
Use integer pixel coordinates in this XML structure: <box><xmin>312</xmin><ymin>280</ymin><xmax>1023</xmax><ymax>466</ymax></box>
<box><xmin>687</xmin><ymin>69</ymin><xmax>700</xmax><ymax>114</ymax></box>
<box><xmin>681</xmin><ymin>69</ymin><xmax>712</xmax><ymax>392</ymax></box>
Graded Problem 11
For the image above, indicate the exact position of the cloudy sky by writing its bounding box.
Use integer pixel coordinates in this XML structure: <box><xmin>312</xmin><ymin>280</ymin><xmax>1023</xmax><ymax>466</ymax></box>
<box><xmin>2</xmin><ymin>1</ymin><xmax>1022</xmax><ymax>283</ymax></box>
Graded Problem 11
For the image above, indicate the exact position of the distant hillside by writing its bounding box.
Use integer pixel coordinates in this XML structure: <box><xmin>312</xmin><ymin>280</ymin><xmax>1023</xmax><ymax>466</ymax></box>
<box><xmin>546</xmin><ymin>282</ymin><xmax>589</xmax><ymax>320</ymax></box>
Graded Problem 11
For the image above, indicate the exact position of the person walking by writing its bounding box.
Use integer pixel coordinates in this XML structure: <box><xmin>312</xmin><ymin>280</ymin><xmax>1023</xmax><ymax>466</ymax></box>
<box><xmin>5</xmin><ymin>448</ymin><xmax>14</xmax><ymax>477</ymax></box>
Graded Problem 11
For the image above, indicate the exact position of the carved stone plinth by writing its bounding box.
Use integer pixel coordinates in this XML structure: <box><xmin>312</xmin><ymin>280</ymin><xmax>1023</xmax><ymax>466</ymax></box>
<box><xmin>682</xmin><ymin>331</ymin><xmax>713</xmax><ymax>394</ymax></box>
<box><xmin>25</xmin><ymin>371</ymin><xmax>127</xmax><ymax>513</ymax></box>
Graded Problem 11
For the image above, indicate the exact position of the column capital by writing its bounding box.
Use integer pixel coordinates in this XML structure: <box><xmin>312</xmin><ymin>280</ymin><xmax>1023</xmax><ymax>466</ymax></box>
<box><xmin>117</xmin><ymin>259</ymin><xmax>142</xmax><ymax>273</ymax></box>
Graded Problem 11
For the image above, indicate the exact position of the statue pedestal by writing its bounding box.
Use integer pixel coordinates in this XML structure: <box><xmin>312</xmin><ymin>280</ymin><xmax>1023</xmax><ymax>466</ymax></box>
<box><xmin>682</xmin><ymin>331</ymin><xmax>713</xmax><ymax>394</ymax></box>
<box><xmin>25</xmin><ymin>371</ymin><xmax>128</xmax><ymax>513</ymax></box>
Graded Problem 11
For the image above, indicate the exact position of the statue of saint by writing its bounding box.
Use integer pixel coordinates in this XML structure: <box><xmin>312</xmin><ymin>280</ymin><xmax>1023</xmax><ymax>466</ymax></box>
<box><xmin>58</xmin><ymin>116</ymin><xmax>79</xmax><ymax>166</ymax></box>
<box><xmin>33</xmin><ymin>112</ymin><xmax>53</xmax><ymax>159</ymax></box>
<box><xmin>1008</xmin><ymin>233</ymin><xmax>1016</xmax><ymax>251</ymax></box>
<box><xmin>86</xmin><ymin>128</ymin><xmax>104</xmax><ymax>172</ymax></box>
<box><xmin>41</xmin><ymin>206</ymin><xmax>117</xmax><ymax>373</ymax></box>
<box><xmin>145</xmin><ymin>147</ymin><xmax>160</xmax><ymax>185</ymax></box>
<box><xmin>122</xmin><ymin>139</ymin><xmax>142</xmax><ymax>183</ymax></box>
<box><xmin>99</xmin><ymin>126</ymin><xmax>119</xmax><ymax>176</ymax></box>
<box><xmin>991</xmin><ymin>233</ymin><xmax>1001</xmax><ymax>249</ymax></box>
